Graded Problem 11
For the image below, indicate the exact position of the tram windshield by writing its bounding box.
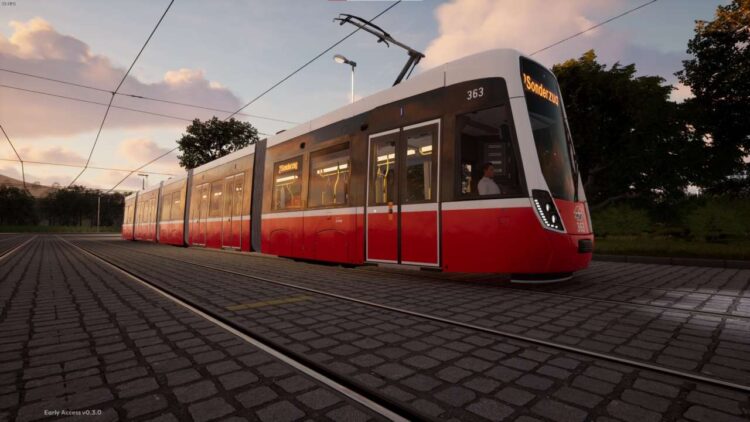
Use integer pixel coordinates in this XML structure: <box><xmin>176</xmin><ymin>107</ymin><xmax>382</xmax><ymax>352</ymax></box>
<box><xmin>520</xmin><ymin>58</ymin><xmax>577</xmax><ymax>202</ymax></box>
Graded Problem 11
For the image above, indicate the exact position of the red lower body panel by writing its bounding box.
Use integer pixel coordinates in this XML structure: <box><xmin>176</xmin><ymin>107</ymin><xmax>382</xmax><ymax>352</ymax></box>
<box><xmin>189</xmin><ymin>219</ymin><xmax>251</xmax><ymax>251</ymax></box>
<box><xmin>121</xmin><ymin>224</ymin><xmax>134</xmax><ymax>240</ymax></box>
<box><xmin>442</xmin><ymin>206</ymin><xmax>592</xmax><ymax>273</ymax></box>
<box><xmin>400</xmin><ymin>210</ymin><xmax>438</xmax><ymax>265</ymax></box>
<box><xmin>262</xmin><ymin>211</ymin><xmax>362</xmax><ymax>264</ymax></box>
<box><xmin>158</xmin><ymin>221</ymin><xmax>185</xmax><ymax>246</ymax></box>
<box><xmin>134</xmin><ymin>223</ymin><xmax>157</xmax><ymax>242</ymax></box>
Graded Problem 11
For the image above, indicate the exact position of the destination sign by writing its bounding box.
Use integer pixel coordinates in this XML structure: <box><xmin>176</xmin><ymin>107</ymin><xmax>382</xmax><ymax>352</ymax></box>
<box><xmin>278</xmin><ymin>161</ymin><xmax>298</xmax><ymax>174</ymax></box>
<box><xmin>522</xmin><ymin>73</ymin><xmax>560</xmax><ymax>106</ymax></box>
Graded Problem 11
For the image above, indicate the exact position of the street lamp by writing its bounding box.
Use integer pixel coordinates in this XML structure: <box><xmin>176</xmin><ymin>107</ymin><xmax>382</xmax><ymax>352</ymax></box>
<box><xmin>137</xmin><ymin>173</ymin><xmax>149</xmax><ymax>190</ymax></box>
<box><xmin>333</xmin><ymin>54</ymin><xmax>356</xmax><ymax>104</ymax></box>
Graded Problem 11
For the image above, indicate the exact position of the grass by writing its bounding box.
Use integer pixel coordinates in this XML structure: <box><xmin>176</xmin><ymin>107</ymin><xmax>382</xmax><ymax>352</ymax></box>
<box><xmin>594</xmin><ymin>235</ymin><xmax>750</xmax><ymax>261</ymax></box>
<box><xmin>0</xmin><ymin>225</ymin><xmax>120</xmax><ymax>233</ymax></box>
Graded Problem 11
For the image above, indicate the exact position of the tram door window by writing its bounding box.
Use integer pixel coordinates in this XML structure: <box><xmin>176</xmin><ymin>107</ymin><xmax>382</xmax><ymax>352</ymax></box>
<box><xmin>367</xmin><ymin>120</ymin><xmax>440</xmax><ymax>266</ymax></box>
<box><xmin>273</xmin><ymin>157</ymin><xmax>303</xmax><ymax>210</ymax></box>
<box><xmin>308</xmin><ymin>143</ymin><xmax>350</xmax><ymax>208</ymax></box>
<box><xmin>222</xmin><ymin>173</ymin><xmax>244</xmax><ymax>249</ymax></box>
<box><xmin>193</xmin><ymin>183</ymin><xmax>209</xmax><ymax>245</ymax></box>
<box><xmin>457</xmin><ymin>106</ymin><xmax>520</xmax><ymax>198</ymax></box>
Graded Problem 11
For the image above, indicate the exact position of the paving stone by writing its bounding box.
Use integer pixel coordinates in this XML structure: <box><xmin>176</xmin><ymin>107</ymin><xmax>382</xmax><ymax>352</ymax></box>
<box><xmin>123</xmin><ymin>394</ymin><xmax>167</xmax><ymax>419</ymax></box>
<box><xmin>683</xmin><ymin>405</ymin><xmax>748</xmax><ymax>422</ymax></box>
<box><xmin>467</xmin><ymin>398</ymin><xmax>514</xmax><ymax>421</ymax></box>
<box><xmin>532</xmin><ymin>398</ymin><xmax>588</xmax><ymax>422</ymax></box>
<box><xmin>236</xmin><ymin>386</ymin><xmax>278</xmax><ymax>409</ymax></box>
<box><xmin>219</xmin><ymin>371</ymin><xmax>258</xmax><ymax>391</ymax></box>
<box><xmin>434</xmin><ymin>386</ymin><xmax>476</xmax><ymax>407</ymax></box>
<box><xmin>255</xmin><ymin>400</ymin><xmax>305</xmax><ymax>422</ymax></box>
<box><xmin>188</xmin><ymin>397</ymin><xmax>235</xmax><ymax>422</ymax></box>
<box><xmin>495</xmin><ymin>386</ymin><xmax>535</xmax><ymax>406</ymax></box>
<box><xmin>173</xmin><ymin>380</ymin><xmax>218</xmax><ymax>404</ymax></box>
<box><xmin>606</xmin><ymin>399</ymin><xmax>662</xmax><ymax>422</ymax></box>
<box><xmin>296</xmin><ymin>388</ymin><xmax>342</xmax><ymax>410</ymax></box>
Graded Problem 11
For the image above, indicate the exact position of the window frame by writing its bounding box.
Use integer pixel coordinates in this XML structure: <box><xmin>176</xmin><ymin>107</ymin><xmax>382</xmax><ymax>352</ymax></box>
<box><xmin>454</xmin><ymin>104</ymin><xmax>526</xmax><ymax>201</ymax></box>
<box><xmin>307</xmin><ymin>142</ymin><xmax>351</xmax><ymax>210</ymax></box>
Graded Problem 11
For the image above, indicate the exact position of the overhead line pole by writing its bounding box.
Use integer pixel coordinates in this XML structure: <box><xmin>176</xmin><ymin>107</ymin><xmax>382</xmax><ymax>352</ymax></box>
<box><xmin>107</xmin><ymin>146</ymin><xmax>179</xmax><ymax>193</ymax></box>
<box><xmin>68</xmin><ymin>0</ymin><xmax>175</xmax><ymax>187</ymax></box>
<box><xmin>0</xmin><ymin>124</ymin><xmax>27</xmax><ymax>192</ymax></box>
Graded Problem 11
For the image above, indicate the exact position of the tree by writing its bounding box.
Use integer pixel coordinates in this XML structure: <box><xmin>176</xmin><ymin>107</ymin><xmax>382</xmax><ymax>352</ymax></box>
<box><xmin>553</xmin><ymin>51</ymin><xmax>696</xmax><ymax>208</ymax></box>
<box><xmin>176</xmin><ymin>117</ymin><xmax>259</xmax><ymax>169</ymax></box>
<box><xmin>39</xmin><ymin>186</ymin><xmax>124</xmax><ymax>227</ymax></box>
<box><xmin>0</xmin><ymin>186</ymin><xmax>37</xmax><ymax>225</ymax></box>
<box><xmin>677</xmin><ymin>0</ymin><xmax>750</xmax><ymax>191</ymax></box>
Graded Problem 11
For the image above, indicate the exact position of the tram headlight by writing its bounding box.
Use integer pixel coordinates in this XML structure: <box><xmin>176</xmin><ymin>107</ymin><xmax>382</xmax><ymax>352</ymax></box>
<box><xmin>532</xmin><ymin>189</ymin><xmax>565</xmax><ymax>232</ymax></box>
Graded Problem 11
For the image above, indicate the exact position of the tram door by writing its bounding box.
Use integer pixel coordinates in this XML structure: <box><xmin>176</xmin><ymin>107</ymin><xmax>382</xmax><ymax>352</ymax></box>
<box><xmin>194</xmin><ymin>183</ymin><xmax>209</xmax><ymax>245</ymax></box>
<box><xmin>366</xmin><ymin>119</ymin><xmax>440</xmax><ymax>266</ymax></box>
<box><xmin>222</xmin><ymin>173</ymin><xmax>244</xmax><ymax>249</ymax></box>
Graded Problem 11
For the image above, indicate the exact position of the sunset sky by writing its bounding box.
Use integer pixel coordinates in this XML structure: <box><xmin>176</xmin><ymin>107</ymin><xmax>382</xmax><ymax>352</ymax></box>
<box><xmin>0</xmin><ymin>0</ymin><xmax>724</xmax><ymax>191</ymax></box>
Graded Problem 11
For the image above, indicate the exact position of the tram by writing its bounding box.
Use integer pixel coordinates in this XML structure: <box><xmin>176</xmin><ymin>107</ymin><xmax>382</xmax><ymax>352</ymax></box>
<box><xmin>122</xmin><ymin>49</ymin><xmax>594</xmax><ymax>278</ymax></box>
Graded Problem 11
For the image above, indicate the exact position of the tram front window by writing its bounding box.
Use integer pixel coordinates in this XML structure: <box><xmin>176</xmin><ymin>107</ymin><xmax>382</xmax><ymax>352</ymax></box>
<box><xmin>457</xmin><ymin>106</ymin><xmax>521</xmax><ymax>198</ymax></box>
<box><xmin>521</xmin><ymin>57</ymin><xmax>576</xmax><ymax>202</ymax></box>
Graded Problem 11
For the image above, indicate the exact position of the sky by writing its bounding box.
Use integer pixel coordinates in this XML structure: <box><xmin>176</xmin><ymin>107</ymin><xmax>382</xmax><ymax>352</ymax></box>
<box><xmin>0</xmin><ymin>0</ymin><xmax>726</xmax><ymax>192</ymax></box>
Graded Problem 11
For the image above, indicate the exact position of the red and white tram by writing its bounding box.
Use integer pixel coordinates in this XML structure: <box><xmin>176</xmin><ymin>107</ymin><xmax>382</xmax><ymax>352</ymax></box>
<box><xmin>122</xmin><ymin>49</ymin><xmax>594</xmax><ymax>278</ymax></box>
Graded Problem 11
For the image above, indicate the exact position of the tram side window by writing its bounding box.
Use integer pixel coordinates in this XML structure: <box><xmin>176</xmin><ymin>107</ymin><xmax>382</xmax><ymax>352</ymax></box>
<box><xmin>209</xmin><ymin>181</ymin><xmax>223</xmax><ymax>218</ymax></box>
<box><xmin>171</xmin><ymin>190</ymin><xmax>184</xmax><ymax>221</ymax></box>
<box><xmin>457</xmin><ymin>106</ymin><xmax>521</xmax><ymax>198</ymax></box>
<box><xmin>160</xmin><ymin>193</ymin><xmax>172</xmax><ymax>221</ymax></box>
<box><xmin>273</xmin><ymin>157</ymin><xmax>303</xmax><ymax>210</ymax></box>
<box><xmin>308</xmin><ymin>143</ymin><xmax>350</xmax><ymax>208</ymax></box>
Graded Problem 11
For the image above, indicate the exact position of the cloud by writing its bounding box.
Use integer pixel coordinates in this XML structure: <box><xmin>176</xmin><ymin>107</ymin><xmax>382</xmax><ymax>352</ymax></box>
<box><xmin>420</xmin><ymin>0</ymin><xmax>688</xmax><ymax>91</ymax></box>
<box><xmin>421</xmin><ymin>0</ymin><xmax>616</xmax><ymax>69</ymax></box>
<box><xmin>0</xmin><ymin>18</ymin><xmax>244</xmax><ymax>139</ymax></box>
<box><xmin>117</xmin><ymin>138</ymin><xmax>182</xmax><ymax>174</ymax></box>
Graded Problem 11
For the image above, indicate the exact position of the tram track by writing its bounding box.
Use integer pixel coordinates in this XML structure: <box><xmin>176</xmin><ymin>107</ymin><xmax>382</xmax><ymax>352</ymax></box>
<box><xmin>57</xmin><ymin>236</ymin><xmax>419</xmax><ymax>422</ymax></box>
<box><xmin>0</xmin><ymin>235</ymin><xmax>36</xmax><ymax>261</ymax></box>
<box><xmin>73</xmin><ymin>238</ymin><xmax>750</xmax><ymax>394</ymax></box>
<box><xmin>357</xmin><ymin>266</ymin><xmax>750</xmax><ymax>321</ymax></box>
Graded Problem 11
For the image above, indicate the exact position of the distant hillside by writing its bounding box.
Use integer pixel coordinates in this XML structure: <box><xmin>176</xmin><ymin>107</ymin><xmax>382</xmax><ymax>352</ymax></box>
<box><xmin>0</xmin><ymin>174</ymin><xmax>57</xmax><ymax>198</ymax></box>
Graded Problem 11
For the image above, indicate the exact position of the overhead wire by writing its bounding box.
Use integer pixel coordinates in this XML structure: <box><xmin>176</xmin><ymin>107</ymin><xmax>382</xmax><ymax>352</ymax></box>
<box><xmin>0</xmin><ymin>84</ymin><xmax>272</xmax><ymax>136</ymax></box>
<box><xmin>529</xmin><ymin>0</ymin><xmax>659</xmax><ymax>56</ymax></box>
<box><xmin>224</xmin><ymin>0</ymin><xmax>403</xmax><ymax>119</ymax></box>
<box><xmin>0</xmin><ymin>158</ymin><xmax>175</xmax><ymax>176</ymax></box>
<box><xmin>0</xmin><ymin>67</ymin><xmax>299</xmax><ymax>125</ymax></box>
<box><xmin>68</xmin><ymin>0</ymin><xmax>175</xmax><ymax>187</ymax></box>
<box><xmin>110</xmin><ymin>0</ymin><xmax>404</xmax><ymax>192</ymax></box>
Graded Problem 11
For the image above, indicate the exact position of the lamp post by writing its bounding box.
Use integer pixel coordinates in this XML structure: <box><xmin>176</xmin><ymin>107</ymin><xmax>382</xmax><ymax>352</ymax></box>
<box><xmin>333</xmin><ymin>54</ymin><xmax>356</xmax><ymax>104</ymax></box>
<box><xmin>137</xmin><ymin>173</ymin><xmax>149</xmax><ymax>190</ymax></box>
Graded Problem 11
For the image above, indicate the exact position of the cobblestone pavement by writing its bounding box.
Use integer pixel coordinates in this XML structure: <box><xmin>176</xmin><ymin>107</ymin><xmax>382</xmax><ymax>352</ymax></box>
<box><xmin>95</xmin><ymin>240</ymin><xmax>750</xmax><ymax>387</ymax></box>
<box><xmin>69</xmin><ymin>238</ymin><xmax>750</xmax><ymax>422</ymax></box>
<box><xmin>0</xmin><ymin>235</ymin><xmax>33</xmax><ymax>257</ymax></box>
<box><xmin>0</xmin><ymin>237</ymin><xmax>387</xmax><ymax>421</ymax></box>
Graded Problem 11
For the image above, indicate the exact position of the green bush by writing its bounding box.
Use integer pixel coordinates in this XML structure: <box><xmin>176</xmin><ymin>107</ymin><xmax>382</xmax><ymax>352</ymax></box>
<box><xmin>686</xmin><ymin>199</ymin><xmax>748</xmax><ymax>241</ymax></box>
<box><xmin>591</xmin><ymin>204</ymin><xmax>653</xmax><ymax>237</ymax></box>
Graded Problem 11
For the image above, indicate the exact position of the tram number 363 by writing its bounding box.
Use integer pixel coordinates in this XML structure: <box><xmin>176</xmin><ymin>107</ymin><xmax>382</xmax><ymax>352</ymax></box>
<box><xmin>466</xmin><ymin>87</ymin><xmax>484</xmax><ymax>101</ymax></box>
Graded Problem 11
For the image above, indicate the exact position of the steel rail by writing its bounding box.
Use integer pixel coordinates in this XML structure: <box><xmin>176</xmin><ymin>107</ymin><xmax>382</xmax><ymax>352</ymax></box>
<box><xmin>59</xmin><ymin>236</ymin><xmax>420</xmax><ymax>422</ymax></box>
<box><xmin>78</xmin><ymin>239</ymin><xmax>750</xmax><ymax>394</ymax></box>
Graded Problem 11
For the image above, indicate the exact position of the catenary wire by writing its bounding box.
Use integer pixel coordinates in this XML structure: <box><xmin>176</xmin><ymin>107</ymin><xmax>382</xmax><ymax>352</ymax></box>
<box><xmin>0</xmin><ymin>67</ymin><xmax>299</xmax><ymax>125</ymax></box>
<box><xmin>530</xmin><ymin>0</ymin><xmax>659</xmax><ymax>56</ymax></box>
<box><xmin>224</xmin><ymin>0</ymin><xmax>402</xmax><ymax>119</ymax></box>
<box><xmin>0</xmin><ymin>84</ymin><xmax>271</xmax><ymax>136</ymax></box>
<box><xmin>0</xmin><ymin>157</ymin><xmax>175</xmax><ymax>176</ymax></box>
<box><xmin>68</xmin><ymin>0</ymin><xmax>175</xmax><ymax>187</ymax></box>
